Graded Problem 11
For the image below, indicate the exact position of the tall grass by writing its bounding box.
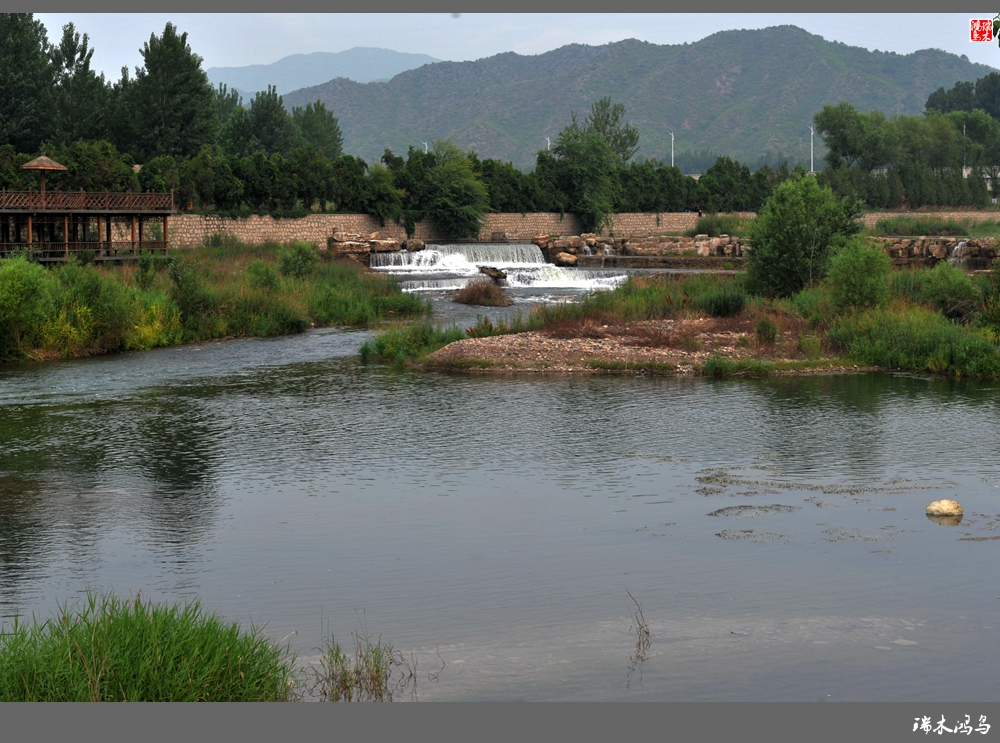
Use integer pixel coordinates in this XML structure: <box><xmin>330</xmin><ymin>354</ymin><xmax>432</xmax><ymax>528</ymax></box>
<box><xmin>358</xmin><ymin>321</ymin><xmax>466</xmax><ymax>366</ymax></box>
<box><xmin>684</xmin><ymin>214</ymin><xmax>755</xmax><ymax>238</ymax></box>
<box><xmin>870</xmin><ymin>215</ymin><xmax>1000</xmax><ymax>237</ymax></box>
<box><xmin>0</xmin><ymin>593</ymin><xmax>296</xmax><ymax>702</ymax></box>
<box><xmin>829</xmin><ymin>304</ymin><xmax>1000</xmax><ymax>378</ymax></box>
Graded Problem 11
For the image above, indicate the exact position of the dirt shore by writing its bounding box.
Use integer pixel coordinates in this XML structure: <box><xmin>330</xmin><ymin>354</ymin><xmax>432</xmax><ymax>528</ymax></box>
<box><xmin>423</xmin><ymin>316</ymin><xmax>872</xmax><ymax>376</ymax></box>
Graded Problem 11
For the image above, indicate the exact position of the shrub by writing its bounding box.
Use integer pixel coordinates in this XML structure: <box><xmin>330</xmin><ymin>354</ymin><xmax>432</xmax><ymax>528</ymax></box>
<box><xmin>826</xmin><ymin>238</ymin><xmax>892</xmax><ymax>314</ymax></box>
<box><xmin>756</xmin><ymin>316</ymin><xmax>777</xmax><ymax>345</ymax></box>
<box><xmin>746</xmin><ymin>176</ymin><xmax>862</xmax><ymax>297</ymax></box>
<box><xmin>0</xmin><ymin>256</ymin><xmax>54</xmax><ymax>359</ymax></box>
<box><xmin>0</xmin><ymin>593</ymin><xmax>296</xmax><ymax>701</ymax></box>
<box><xmin>915</xmin><ymin>262</ymin><xmax>979</xmax><ymax>319</ymax></box>
<box><xmin>453</xmin><ymin>278</ymin><xmax>513</xmax><ymax>307</ymax></box>
<box><xmin>278</xmin><ymin>241</ymin><xmax>318</xmax><ymax>278</ymax></box>
<box><xmin>829</xmin><ymin>305</ymin><xmax>1000</xmax><ymax>378</ymax></box>
<box><xmin>246</xmin><ymin>259</ymin><xmax>280</xmax><ymax>291</ymax></box>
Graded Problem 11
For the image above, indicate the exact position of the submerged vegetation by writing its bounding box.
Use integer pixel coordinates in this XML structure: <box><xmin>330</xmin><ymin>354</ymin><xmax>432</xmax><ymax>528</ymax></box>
<box><xmin>0</xmin><ymin>239</ymin><xmax>427</xmax><ymax>363</ymax></box>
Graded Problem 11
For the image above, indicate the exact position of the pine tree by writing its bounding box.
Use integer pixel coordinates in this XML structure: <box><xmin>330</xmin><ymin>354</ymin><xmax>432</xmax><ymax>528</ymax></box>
<box><xmin>0</xmin><ymin>14</ymin><xmax>55</xmax><ymax>152</ymax></box>
<box><xmin>129</xmin><ymin>23</ymin><xmax>218</xmax><ymax>161</ymax></box>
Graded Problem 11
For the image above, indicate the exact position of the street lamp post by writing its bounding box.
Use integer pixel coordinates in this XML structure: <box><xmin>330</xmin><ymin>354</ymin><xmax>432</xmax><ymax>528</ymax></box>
<box><xmin>807</xmin><ymin>125</ymin><xmax>814</xmax><ymax>173</ymax></box>
<box><xmin>544</xmin><ymin>136</ymin><xmax>550</xmax><ymax>151</ymax></box>
<box><xmin>421</xmin><ymin>141</ymin><xmax>428</xmax><ymax>154</ymax></box>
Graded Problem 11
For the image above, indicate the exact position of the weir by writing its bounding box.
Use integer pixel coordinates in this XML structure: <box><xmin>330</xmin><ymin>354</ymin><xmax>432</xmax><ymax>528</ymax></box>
<box><xmin>370</xmin><ymin>242</ymin><xmax>629</xmax><ymax>291</ymax></box>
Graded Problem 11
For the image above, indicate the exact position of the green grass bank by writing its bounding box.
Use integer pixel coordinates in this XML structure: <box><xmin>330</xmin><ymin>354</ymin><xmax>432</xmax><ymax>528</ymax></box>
<box><xmin>0</xmin><ymin>239</ymin><xmax>428</xmax><ymax>364</ymax></box>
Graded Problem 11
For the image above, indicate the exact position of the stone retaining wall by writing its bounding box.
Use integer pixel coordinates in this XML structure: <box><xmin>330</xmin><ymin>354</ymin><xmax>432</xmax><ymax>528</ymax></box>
<box><xmin>166</xmin><ymin>210</ymin><xmax>1000</xmax><ymax>250</ymax></box>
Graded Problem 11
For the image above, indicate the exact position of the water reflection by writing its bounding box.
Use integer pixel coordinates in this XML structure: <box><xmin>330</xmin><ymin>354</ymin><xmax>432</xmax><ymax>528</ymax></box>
<box><xmin>1</xmin><ymin>331</ymin><xmax>1000</xmax><ymax>700</ymax></box>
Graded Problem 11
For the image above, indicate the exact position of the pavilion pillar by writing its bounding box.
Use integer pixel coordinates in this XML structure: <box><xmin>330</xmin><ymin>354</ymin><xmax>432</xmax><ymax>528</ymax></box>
<box><xmin>163</xmin><ymin>215</ymin><xmax>169</xmax><ymax>251</ymax></box>
<box><xmin>26</xmin><ymin>215</ymin><xmax>32</xmax><ymax>246</ymax></box>
<box><xmin>64</xmin><ymin>214</ymin><xmax>69</xmax><ymax>259</ymax></box>
<box><xmin>131</xmin><ymin>215</ymin><xmax>137</xmax><ymax>254</ymax></box>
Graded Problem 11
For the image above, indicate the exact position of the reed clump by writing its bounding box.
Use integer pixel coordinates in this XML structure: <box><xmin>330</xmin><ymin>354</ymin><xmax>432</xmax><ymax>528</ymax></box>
<box><xmin>0</xmin><ymin>593</ymin><xmax>296</xmax><ymax>702</ymax></box>
<box><xmin>453</xmin><ymin>278</ymin><xmax>514</xmax><ymax>307</ymax></box>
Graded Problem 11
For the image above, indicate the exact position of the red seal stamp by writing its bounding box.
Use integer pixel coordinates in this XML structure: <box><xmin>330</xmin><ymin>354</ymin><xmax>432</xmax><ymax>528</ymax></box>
<box><xmin>971</xmin><ymin>18</ymin><xmax>993</xmax><ymax>42</ymax></box>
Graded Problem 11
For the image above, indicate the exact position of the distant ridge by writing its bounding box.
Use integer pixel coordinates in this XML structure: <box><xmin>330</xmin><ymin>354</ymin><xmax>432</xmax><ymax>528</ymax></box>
<box><xmin>281</xmin><ymin>27</ymin><xmax>997</xmax><ymax>170</ymax></box>
<box><xmin>207</xmin><ymin>47</ymin><xmax>441</xmax><ymax>95</ymax></box>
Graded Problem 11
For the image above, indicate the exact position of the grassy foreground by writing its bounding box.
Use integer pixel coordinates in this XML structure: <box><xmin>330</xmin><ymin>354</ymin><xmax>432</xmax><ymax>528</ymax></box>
<box><xmin>0</xmin><ymin>592</ymin><xmax>411</xmax><ymax>702</ymax></box>
<box><xmin>361</xmin><ymin>259</ymin><xmax>1000</xmax><ymax>379</ymax></box>
<box><xmin>0</xmin><ymin>239</ymin><xmax>428</xmax><ymax>363</ymax></box>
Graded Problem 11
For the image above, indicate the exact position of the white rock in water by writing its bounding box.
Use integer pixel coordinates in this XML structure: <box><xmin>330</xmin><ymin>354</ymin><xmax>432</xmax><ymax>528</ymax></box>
<box><xmin>926</xmin><ymin>499</ymin><xmax>963</xmax><ymax>516</ymax></box>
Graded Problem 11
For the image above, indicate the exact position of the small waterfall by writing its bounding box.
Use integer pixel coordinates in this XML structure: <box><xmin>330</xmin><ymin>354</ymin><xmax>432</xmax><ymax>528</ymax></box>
<box><xmin>371</xmin><ymin>241</ymin><xmax>627</xmax><ymax>291</ymax></box>
<box><xmin>950</xmin><ymin>241</ymin><xmax>969</xmax><ymax>266</ymax></box>
<box><xmin>582</xmin><ymin>245</ymin><xmax>592</xmax><ymax>256</ymax></box>
<box><xmin>603</xmin><ymin>245</ymin><xmax>614</xmax><ymax>256</ymax></box>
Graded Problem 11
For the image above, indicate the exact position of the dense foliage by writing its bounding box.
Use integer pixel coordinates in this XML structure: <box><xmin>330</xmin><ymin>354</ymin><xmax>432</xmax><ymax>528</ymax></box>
<box><xmin>0</xmin><ymin>14</ymin><xmax>803</xmax><ymax>237</ymax></box>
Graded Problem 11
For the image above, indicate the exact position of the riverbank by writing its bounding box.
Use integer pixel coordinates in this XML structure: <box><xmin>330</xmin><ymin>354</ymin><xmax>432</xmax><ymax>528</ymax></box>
<box><xmin>0</xmin><ymin>240</ymin><xmax>427</xmax><ymax>364</ymax></box>
<box><xmin>364</xmin><ymin>260</ymin><xmax>1000</xmax><ymax>379</ymax></box>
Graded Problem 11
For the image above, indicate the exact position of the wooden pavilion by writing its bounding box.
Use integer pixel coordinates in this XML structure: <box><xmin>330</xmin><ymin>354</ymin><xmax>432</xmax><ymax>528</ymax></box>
<box><xmin>0</xmin><ymin>155</ymin><xmax>173</xmax><ymax>262</ymax></box>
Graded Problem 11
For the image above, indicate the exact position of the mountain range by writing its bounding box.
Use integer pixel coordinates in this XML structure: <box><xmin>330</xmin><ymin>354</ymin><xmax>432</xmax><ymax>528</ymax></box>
<box><xmin>206</xmin><ymin>47</ymin><xmax>441</xmax><ymax>96</ymax></box>
<box><xmin>277</xmin><ymin>26</ymin><xmax>996</xmax><ymax>170</ymax></box>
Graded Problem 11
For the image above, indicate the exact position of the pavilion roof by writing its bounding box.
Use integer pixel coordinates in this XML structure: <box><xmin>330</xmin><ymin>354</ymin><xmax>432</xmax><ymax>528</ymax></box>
<box><xmin>21</xmin><ymin>155</ymin><xmax>67</xmax><ymax>171</ymax></box>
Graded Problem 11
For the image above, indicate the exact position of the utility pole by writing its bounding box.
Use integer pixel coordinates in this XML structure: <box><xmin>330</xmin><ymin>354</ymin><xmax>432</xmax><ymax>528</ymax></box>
<box><xmin>544</xmin><ymin>136</ymin><xmax>550</xmax><ymax>151</ymax></box>
<box><xmin>807</xmin><ymin>125</ymin><xmax>814</xmax><ymax>173</ymax></box>
<box><xmin>667</xmin><ymin>131</ymin><xmax>674</xmax><ymax>168</ymax></box>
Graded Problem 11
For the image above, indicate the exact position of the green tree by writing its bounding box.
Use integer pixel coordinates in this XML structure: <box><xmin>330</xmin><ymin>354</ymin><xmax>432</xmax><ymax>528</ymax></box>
<box><xmin>215</xmin><ymin>83</ymin><xmax>242</xmax><ymax>125</ymax></box>
<box><xmin>49</xmin><ymin>22</ymin><xmax>110</xmax><ymax>145</ymax></box>
<box><xmin>424</xmin><ymin>156</ymin><xmax>489</xmax><ymax>239</ymax></box>
<box><xmin>362</xmin><ymin>163</ymin><xmax>403</xmax><ymax>226</ymax></box>
<box><xmin>0</xmin><ymin>13</ymin><xmax>54</xmax><ymax>152</ymax></box>
<box><xmin>217</xmin><ymin>106</ymin><xmax>263</xmax><ymax>159</ymax></box>
<box><xmin>128</xmin><ymin>23</ymin><xmax>218</xmax><ymax>161</ymax></box>
<box><xmin>746</xmin><ymin>176</ymin><xmax>862</xmax><ymax>297</ymax></box>
<box><xmin>579</xmin><ymin>97</ymin><xmax>639</xmax><ymax>166</ymax></box>
<box><xmin>291</xmin><ymin>101</ymin><xmax>343</xmax><ymax>160</ymax></box>
<box><xmin>540</xmin><ymin>124</ymin><xmax>619</xmax><ymax>233</ymax></box>
<box><xmin>46</xmin><ymin>140</ymin><xmax>138</xmax><ymax>192</ymax></box>
<box><xmin>249</xmin><ymin>86</ymin><xmax>300</xmax><ymax>155</ymax></box>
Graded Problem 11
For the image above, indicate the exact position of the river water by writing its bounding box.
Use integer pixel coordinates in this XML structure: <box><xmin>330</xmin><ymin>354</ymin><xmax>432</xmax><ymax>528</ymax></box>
<box><xmin>1</xmin><ymin>250</ymin><xmax>999</xmax><ymax>701</ymax></box>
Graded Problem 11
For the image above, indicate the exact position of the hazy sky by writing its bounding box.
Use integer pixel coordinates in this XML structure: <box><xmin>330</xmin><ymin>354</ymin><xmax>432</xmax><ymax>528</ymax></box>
<box><xmin>32</xmin><ymin>13</ymin><xmax>1000</xmax><ymax>80</ymax></box>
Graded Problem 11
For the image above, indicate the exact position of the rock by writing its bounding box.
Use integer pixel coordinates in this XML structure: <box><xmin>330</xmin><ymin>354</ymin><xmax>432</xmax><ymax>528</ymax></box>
<box><xmin>554</xmin><ymin>252</ymin><xmax>578</xmax><ymax>266</ymax></box>
<box><xmin>402</xmin><ymin>238</ymin><xmax>425</xmax><ymax>252</ymax></box>
<box><xmin>368</xmin><ymin>239</ymin><xmax>401</xmax><ymax>252</ymax></box>
<box><xmin>329</xmin><ymin>241</ymin><xmax>370</xmax><ymax>254</ymax></box>
<box><xmin>531</xmin><ymin>234</ymin><xmax>550</xmax><ymax>247</ymax></box>
<box><xmin>926</xmin><ymin>499</ymin><xmax>963</xmax><ymax>516</ymax></box>
<box><xmin>479</xmin><ymin>265</ymin><xmax>507</xmax><ymax>284</ymax></box>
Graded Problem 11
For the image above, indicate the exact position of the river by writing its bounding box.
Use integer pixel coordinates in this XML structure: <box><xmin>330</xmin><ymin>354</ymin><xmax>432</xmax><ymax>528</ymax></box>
<box><xmin>0</xmin><ymin>248</ymin><xmax>998</xmax><ymax>701</ymax></box>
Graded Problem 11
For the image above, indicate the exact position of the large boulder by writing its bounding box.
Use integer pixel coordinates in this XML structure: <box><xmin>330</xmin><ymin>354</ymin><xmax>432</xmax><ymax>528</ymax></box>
<box><xmin>402</xmin><ymin>238</ymin><xmax>425</xmax><ymax>252</ymax></box>
<box><xmin>368</xmin><ymin>239</ymin><xmax>401</xmax><ymax>252</ymax></box>
<box><xmin>329</xmin><ymin>241</ymin><xmax>370</xmax><ymax>255</ymax></box>
<box><xmin>554</xmin><ymin>251</ymin><xmax>578</xmax><ymax>266</ymax></box>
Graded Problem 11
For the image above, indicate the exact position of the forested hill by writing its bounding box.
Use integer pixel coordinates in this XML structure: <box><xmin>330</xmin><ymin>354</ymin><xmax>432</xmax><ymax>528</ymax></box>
<box><xmin>283</xmin><ymin>26</ymin><xmax>996</xmax><ymax>170</ymax></box>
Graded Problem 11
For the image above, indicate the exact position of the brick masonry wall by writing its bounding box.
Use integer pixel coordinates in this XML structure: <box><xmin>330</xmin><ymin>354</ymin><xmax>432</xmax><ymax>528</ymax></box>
<box><xmin>167</xmin><ymin>210</ymin><xmax>1000</xmax><ymax>248</ymax></box>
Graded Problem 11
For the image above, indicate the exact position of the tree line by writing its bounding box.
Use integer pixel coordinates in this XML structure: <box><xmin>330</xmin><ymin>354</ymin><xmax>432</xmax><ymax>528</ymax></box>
<box><xmin>812</xmin><ymin>72</ymin><xmax>1000</xmax><ymax>209</ymax></box>
<box><xmin>0</xmin><ymin>13</ymin><xmax>805</xmax><ymax>237</ymax></box>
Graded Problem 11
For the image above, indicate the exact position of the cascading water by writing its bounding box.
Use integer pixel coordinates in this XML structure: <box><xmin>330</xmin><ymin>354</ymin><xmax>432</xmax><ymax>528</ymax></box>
<box><xmin>950</xmin><ymin>241</ymin><xmax>969</xmax><ymax>266</ymax></box>
<box><xmin>370</xmin><ymin>242</ymin><xmax>628</xmax><ymax>292</ymax></box>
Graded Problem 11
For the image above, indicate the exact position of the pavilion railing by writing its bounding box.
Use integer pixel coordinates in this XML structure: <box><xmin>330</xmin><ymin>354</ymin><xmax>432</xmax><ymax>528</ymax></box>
<box><xmin>0</xmin><ymin>190</ymin><xmax>173</xmax><ymax>212</ymax></box>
